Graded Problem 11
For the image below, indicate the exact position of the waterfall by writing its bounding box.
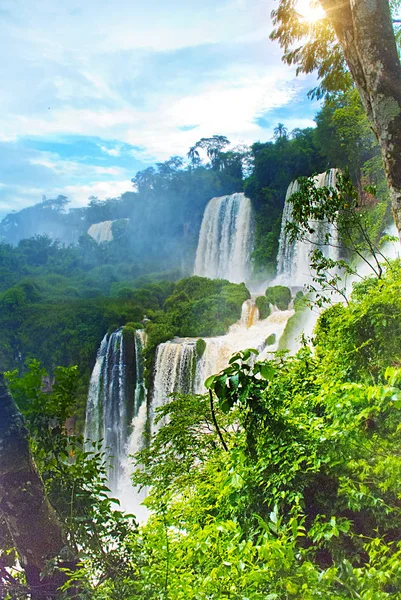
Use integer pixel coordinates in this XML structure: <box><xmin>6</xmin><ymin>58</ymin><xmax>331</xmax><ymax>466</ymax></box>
<box><xmin>84</xmin><ymin>328</ymin><xmax>147</xmax><ymax>497</ymax></box>
<box><xmin>148</xmin><ymin>299</ymin><xmax>294</xmax><ymax>429</ymax></box>
<box><xmin>84</xmin><ymin>333</ymin><xmax>109</xmax><ymax>445</ymax></box>
<box><xmin>117</xmin><ymin>330</ymin><xmax>149</xmax><ymax>516</ymax></box>
<box><xmin>276</xmin><ymin>169</ymin><xmax>339</xmax><ymax>286</ymax></box>
<box><xmin>150</xmin><ymin>341</ymin><xmax>197</xmax><ymax>433</ymax></box>
<box><xmin>88</xmin><ymin>220</ymin><xmax>114</xmax><ymax>243</ymax></box>
<box><xmin>194</xmin><ymin>300</ymin><xmax>294</xmax><ymax>392</ymax></box>
<box><xmin>194</xmin><ymin>193</ymin><xmax>254</xmax><ymax>283</ymax></box>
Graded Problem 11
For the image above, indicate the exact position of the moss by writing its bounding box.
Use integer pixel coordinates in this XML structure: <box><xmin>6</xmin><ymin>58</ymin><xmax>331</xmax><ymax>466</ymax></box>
<box><xmin>125</xmin><ymin>321</ymin><xmax>144</xmax><ymax>330</ymax></box>
<box><xmin>265</xmin><ymin>333</ymin><xmax>276</xmax><ymax>346</ymax></box>
<box><xmin>255</xmin><ymin>296</ymin><xmax>271</xmax><ymax>320</ymax></box>
<box><xmin>278</xmin><ymin>293</ymin><xmax>308</xmax><ymax>351</ymax></box>
<box><xmin>122</xmin><ymin>325</ymin><xmax>136</xmax><ymax>341</ymax></box>
<box><xmin>196</xmin><ymin>338</ymin><xmax>206</xmax><ymax>358</ymax></box>
<box><xmin>265</xmin><ymin>285</ymin><xmax>292</xmax><ymax>310</ymax></box>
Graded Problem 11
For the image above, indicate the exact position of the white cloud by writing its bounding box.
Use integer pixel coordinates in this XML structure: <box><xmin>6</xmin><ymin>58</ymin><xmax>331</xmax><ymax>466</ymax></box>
<box><xmin>0</xmin><ymin>0</ymin><xmax>321</xmax><ymax>214</ymax></box>
<box><xmin>62</xmin><ymin>180</ymin><xmax>133</xmax><ymax>206</ymax></box>
<box><xmin>29</xmin><ymin>153</ymin><xmax>125</xmax><ymax>177</ymax></box>
<box><xmin>100</xmin><ymin>145</ymin><xmax>121</xmax><ymax>157</ymax></box>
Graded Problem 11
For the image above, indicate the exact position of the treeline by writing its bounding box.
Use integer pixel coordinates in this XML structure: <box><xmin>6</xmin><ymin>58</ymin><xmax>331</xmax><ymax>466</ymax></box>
<box><xmin>0</xmin><ymin>88</ymin><xmax>388</xmax><ymax>279</ymax></box>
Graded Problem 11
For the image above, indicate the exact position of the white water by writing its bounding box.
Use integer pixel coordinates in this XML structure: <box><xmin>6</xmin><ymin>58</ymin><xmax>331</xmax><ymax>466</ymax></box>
<box><xmin>85</xmin><ymin>329</ymin><xmax>147</xmax><ymax>500</ymax></box>
<box><xmin>194</xmin><ymin>193</ymin><xmax>254</xmax><ymax>283</ymax></box>
<box><xmin>151</xmin><ymin>340</ymin><xmax>197</xmax><ymax>434</ymax></box>
<box><xmin>148</xmin><ymin>299</ymin><xmax>294</xmax><ymax>433</ymax></box>
<box><xmin>118</xmin><ymin>331</ymin><xmax>149</xmax><ymax>516</ymax></box>
<box><xmin>276</xmin><ymin>169</ymin><xmax>339</xmax><ymax>286</ymax></box>
<box><xmin>88</xmin><ymin>220</ymin><xmax>114</xmax><ymax>243</ymax></box>
<box><xmin>84</xmin><ymin>333</ymin><xmax>108</xmax><ymax>445</ymax></box>
<box><xmin>84</xmin><ymin>329</ymin><xmax>127</xmax><ymax>491</ymax></box>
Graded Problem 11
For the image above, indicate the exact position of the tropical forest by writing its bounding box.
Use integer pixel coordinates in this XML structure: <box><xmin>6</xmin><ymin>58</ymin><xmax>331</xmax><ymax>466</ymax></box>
<box><xmin>1</xmin><ymin>0</ymin><xmax>401</xmax><ymax>598</ymax></box>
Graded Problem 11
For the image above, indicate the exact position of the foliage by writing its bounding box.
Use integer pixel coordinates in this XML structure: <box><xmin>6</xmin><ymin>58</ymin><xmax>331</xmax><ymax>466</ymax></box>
<box><xmin>143</xmin><ymin>277</ymin><xmax>250</xmax><ymax>385</ymax></box>
<box><xmin>129</xmin><ymin>267</ymin><xmax>401</xmax><ymax>597</ymax></box>
<box><xmin>0</xmin><ymin>272</ymin><xmax>249</xmax><ymax>430</ymax></box>
<box><xmin>196</xmin><ymin>338</ymin><xmax>206</xmax><ymax>358</ymax></box>
<box><xmin>245</xmin><ymin>128</ymin><xmax>327</xmax><ymax>274</ymax></box>
<box><xmin>278</xmin><ymin>292</ymin><xmax>309</xmax><ymax>351</ymax></box>
<box><xmin>270</xmin><ymin>0</ymin><xmax>401</xmax><ymax>100</ymax></box>
<box><xmin>3</xmin><ymin>362</ymin><xmax>140</xmax><ymax>597</ymax></box>
<box><xmin>314</xmin><ymin>260</ymin><xmax>401</xmax><ymax>380</ymax></box>
<box><xmin>265</xmin><ymin>333</ymin><xmax>276</xmax><ymax>346</ymax></box>
<box><xmin>265</xmin><ymin>285</ymin><xmax>292</xmax><ymax>310</ymax></box>
<box><xmin>4</xmin><ymin>263</ymin><xmax>401</xmax><ymax>598</ymax></box>
<box><xmin>270</xmin><ymin>0</ymin><xmax>351</xmax><ymax>100</ymax></box>
<box><xmin>286</xmin><ymin>171</ymin><xmax>392</xmax><ymax>306</ymax></box>
<box><xmin>255</xmin><ymin>295</ymin><xmax>271</xmax><ymax>320</ymax></box>
<box><xmin>315</xmin><ymin>89</ymin><xmax>384</xmax><ymax>188</ymax></box>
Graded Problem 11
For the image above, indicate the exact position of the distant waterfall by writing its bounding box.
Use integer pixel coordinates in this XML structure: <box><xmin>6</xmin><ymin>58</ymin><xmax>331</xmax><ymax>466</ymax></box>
<box><xmin>194</xmin><ymin>193</ymin><xmax>254</xmax><ymax>283</ymax></box>
<box><xmin>84</xmin><ymin>328</ymin><xmax>147</xmax><ymax>495</ymax></box>
<box><xmin>88</xmin><ymin>220</ymin><xmax>114</xmax><ymax>243</ymax></box>
<box><xmin>276</xmin><ymin>169</ymin><xmax>339</xmax><ymax>286</ymax></box>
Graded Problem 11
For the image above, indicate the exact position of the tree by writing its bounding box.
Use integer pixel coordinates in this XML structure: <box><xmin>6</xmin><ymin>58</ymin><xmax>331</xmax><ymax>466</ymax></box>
<box><xmin>273</xmin><ymin>122</ymin><xmax>289</xmax><ymax>140</ymax></box>
<box><xmin>0</xmin><ymin>374</ymin><xmax>75</xmax><ymax>599</ymax></box>
<box><xmin>187</xmin><ymin>135</ymin><xmax>230</xmax><ymax>169</ymax></box>
<box><xmin>271</xmin><ymin>0</ymin><xmax>401</xmax><ymax>238</ymax></box>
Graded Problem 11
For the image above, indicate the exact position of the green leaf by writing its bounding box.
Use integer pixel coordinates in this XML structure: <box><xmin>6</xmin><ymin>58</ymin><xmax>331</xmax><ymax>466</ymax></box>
<box><xmin>259</xmin><ymin>364</ymin><xmax>275</xmax><ymax>380</ymax></box>
<box><xmin>204</xmin><ymin>375</ymin><xmax>216</xmax><ymax>389</ymax></box>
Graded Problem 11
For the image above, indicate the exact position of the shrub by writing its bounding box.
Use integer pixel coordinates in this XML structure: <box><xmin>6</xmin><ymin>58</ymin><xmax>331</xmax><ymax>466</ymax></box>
<box><xmin>196</xmin><ymin>338</ymin><xmax>206</xmax><ymax>358</ymax></box>
<box><xmin>265</xmin><ymin>333</ymin><xmax>276</xmax><ymax>346</ymax></box>
<box><xmin>255</xmin><ymin>296</ymin><xmax>271</xmax><ymax>320</ymax></box>
<box><xmin>265</xmin><ymin>285</ymin><xmax>291</xmax><ymax>310</ymax></box>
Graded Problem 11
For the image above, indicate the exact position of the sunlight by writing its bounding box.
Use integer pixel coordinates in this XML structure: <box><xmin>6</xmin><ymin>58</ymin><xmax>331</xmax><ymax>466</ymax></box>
<box><xmin>296</xmin><ymin>0</ymin><xmax>326</xmax><ymax>23</ymax></box>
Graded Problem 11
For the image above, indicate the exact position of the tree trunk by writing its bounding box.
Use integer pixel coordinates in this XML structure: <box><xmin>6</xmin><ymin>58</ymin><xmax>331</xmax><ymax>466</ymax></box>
<box><xmin>0</xmin><ymin>375</ymin><xmax>74</xmax><ymax>599</ymax></box>
<box><xmin>319</xmin><ymin>0</ymin><xmax>401</xmax><ymax>237</ymax></box>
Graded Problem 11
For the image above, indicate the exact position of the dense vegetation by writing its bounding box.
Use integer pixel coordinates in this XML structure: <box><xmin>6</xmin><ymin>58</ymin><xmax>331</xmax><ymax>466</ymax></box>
<box><xmin>0</xmin><ymin>88</ymin><xmax>390</xmax><ymax>284</ymax></box>
<box><xmin>1</xmin><ymin>0</ymin><xmax>401</xmax><ymax>596</ymax></box>
<box><xmin>0</xmin><ymin>264</ymin><xmax>249</xmax><ymax>426</ymax></box>
<box><xmin>3</xmin><ymin>262</ymin><xmax>401</xmax><ymax>598</ymax></box>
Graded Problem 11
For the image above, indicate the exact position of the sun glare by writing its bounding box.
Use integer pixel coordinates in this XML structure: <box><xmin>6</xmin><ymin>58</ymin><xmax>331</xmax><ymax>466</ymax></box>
<box><xmin>296</xmin><ymin>0</ymin><xmax>326</xmax><ymax>23</ymax></box>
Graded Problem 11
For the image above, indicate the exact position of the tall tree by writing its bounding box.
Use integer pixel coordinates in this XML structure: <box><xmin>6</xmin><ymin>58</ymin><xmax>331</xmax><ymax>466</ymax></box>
<box><xmin>0</xmin><ymin>375</ymin><xmax>74</xmax><ymax>599</ymax></box>
<box><xmin>271</xmin><ymin>0</ymin><xmax>401</xmax><ymax>237</ymax></box>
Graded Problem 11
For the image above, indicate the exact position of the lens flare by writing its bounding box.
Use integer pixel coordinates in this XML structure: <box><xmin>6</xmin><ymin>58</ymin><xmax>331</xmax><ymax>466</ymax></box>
<box><xmin>296</xmin><ymin>0</ymin><xmax>326</xmax><ymax>23</ymax></box>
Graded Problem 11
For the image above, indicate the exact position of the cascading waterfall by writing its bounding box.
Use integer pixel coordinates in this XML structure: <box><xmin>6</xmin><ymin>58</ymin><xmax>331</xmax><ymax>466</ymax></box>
<box><xmin>276</xmin><ymin>169</ymin><xmax>339</xmax><ymax>286</ymax></box>
<box><xmin>84</xmin><ymin>169</ymin><xmax>401</xmax><ymax>522</ymax></box>
<box><xmin>87</xmin><ymin>220</ymin><xmax>114</xmax><ymax>243</ymax></box>
<box><xmin>150</xmin><ymin>341</ymin><xmax>197</xmax><ymax>433</ymax></box>
<box><xmin>148</xmin><ymin>299</ymin><xmax>294</xmax><ymax>431</ymax></box>
<box><xmin>194</xmin><ymin>193</ymin><xmax>254</xmax><ymax>283</ymax></box>
<box><xmin>194</xmin><ymin>300</ymin><xmax>293</xmax><ymax>391</ymax></box>
<box><xmin>117</xmin><ymin>330</ymin><xmax>149</xmax><ymax>515</ymax></box>
<box><xmin>84</xmin><ymin>333</ymin><xmax>109</xmax><ymax>445</ymax></box>
<box><xmin>84</xmin><ymin>328</ymin><xmax>147</xmax><ymax>497</ymax></box>
<box><xmin>84</xmin><ymin>329</ymin><xmax>127</xmax><ymax>491</ymax></box>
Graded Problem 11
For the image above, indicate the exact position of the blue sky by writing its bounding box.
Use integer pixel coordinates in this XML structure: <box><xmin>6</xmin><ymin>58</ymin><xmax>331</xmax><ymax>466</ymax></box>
<box><xmin>0</xmin><ymin>0</ymin><xmax>321</xmax><ymax>218</ymax></box>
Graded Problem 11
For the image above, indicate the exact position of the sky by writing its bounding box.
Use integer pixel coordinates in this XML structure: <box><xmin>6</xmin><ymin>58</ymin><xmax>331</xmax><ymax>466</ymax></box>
<box><xmin>0</xmin><ymin>0</ymin><xmax>321</xmax><ymax>219</ymax></box>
